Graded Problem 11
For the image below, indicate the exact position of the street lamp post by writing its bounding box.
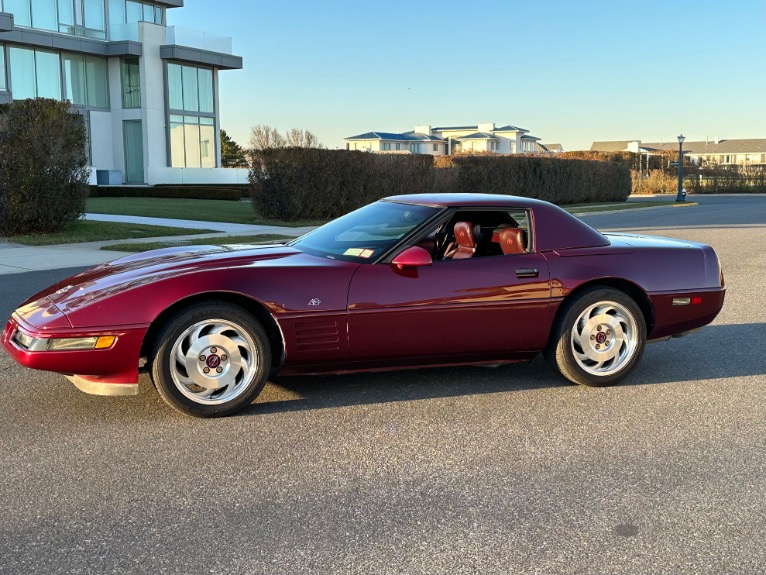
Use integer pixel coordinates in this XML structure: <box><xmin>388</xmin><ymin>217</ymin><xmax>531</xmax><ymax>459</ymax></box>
<box><xmin>676</xmin><ymin>134</ymin><xmax>686</xmax><ymax>202</ymax></box>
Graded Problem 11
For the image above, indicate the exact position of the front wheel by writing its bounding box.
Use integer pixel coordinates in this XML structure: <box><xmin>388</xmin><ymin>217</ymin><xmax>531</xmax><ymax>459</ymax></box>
<box><xmin>150</xmin><ymin>302</ymin><xmax>271</xmax><ymax>417</ymax></box>
<box><xmin>545</xmin><ymin>288</ymin><xmax>646</xmax><ymax>387</ymax></box>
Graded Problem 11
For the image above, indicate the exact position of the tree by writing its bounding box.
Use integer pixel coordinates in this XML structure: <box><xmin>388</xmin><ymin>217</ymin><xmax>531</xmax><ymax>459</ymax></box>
<box><xmin>0</xmin><ymin>98</ymin><xmax>90</xmax><ymax>236</ymax></box>
<box><xmin>249</xmin><ymin>124</ymin><xmax>285</xmax><ymax>151</ymax></box>
<box><xmin>285</xmin><ymin>128</ymin><xmax>322</xmax><ymax>148</ymax></box>
<box><xmin>220</xmin><ymin>129</ymin><xmax>248</xmax><ymax>167</ymax></box>
<box><xmin>248</xmin><ymin>124</ymin><xmax>323</xmax><ymax>152</ymax></box>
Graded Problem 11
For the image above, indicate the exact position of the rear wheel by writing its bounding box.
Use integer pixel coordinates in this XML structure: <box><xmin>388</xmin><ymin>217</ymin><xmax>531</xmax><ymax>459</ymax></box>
<box><xmin>545</xmin><ymin>288</ymin><xmax>646</xmax><ymax>387</ymax></box>
<box><xmin>150</xmin><ymin>302</ymin><xmax>271</xmax><ymax>417</ymax></box>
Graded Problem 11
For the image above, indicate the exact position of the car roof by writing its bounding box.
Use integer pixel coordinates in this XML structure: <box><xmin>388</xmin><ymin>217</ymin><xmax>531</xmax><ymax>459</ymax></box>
<box><xmin>384</xmin><ymin>193</ymin><xmax>549</xmax><ymax>208</ymax></box>
<box><xmin>383</xmin><ymin>193</ymin><xmax>609</xmax><ymax>251</ymax></box>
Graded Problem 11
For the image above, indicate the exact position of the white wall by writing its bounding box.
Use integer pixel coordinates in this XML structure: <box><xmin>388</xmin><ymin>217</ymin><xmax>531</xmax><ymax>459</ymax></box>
<box><xmin>148</xmin><ymin>166</ymin><xmax>249</xmax><ymax>185</ymax></box>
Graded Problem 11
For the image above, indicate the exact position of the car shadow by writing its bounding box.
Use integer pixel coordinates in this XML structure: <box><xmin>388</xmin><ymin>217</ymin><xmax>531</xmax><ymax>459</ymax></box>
<box><xmin>242</xmin><ymin>322</ymin><xmax>765</xmax><ymax>417</ymax></box>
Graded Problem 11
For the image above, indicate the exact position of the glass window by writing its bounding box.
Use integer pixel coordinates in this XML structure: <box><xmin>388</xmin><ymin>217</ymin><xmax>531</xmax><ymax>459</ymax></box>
<box><xmin>85</xmin><ymin>56</ymin><xmax>108</xmax><ymax>107</ymax></box>
<box><xmin>200</xmin><ymin>117</ymin><xmax>215</xmax><ymax>168</ymax></box>
<box><xmin>121</xmin><ymin>57</ymin><xmax>140</xmax><ymax>108</ymax></box>
<box><xmin>35</xmin><ymin>50</ymin><xmax>61</xmax><ymax>100</ymax></box>
<box><xmin>63</xmin><ymin>53</ymin><xmax>87</xmax><ymax>105</ymax></box>
<box><xmin>9</xmin><ymin>47</ymin><xmax>35</xmax><ymax>99</ymax></box>
<box><xmin>4</xmin><ymin>0</ymin><xmax>31</xmax><ymax>26</ymax></box>
<box><xmin>108</xmin><ymin>0</ymin><xmax>125</xmax><ymax>26</ymax></box>
<box><xmin>125</xmin><ymin>0</ymin><xmax>141</xmax><ymax>22</ymax></box>
<box><xmin>58</xmin><ymin>0</ymin><xmax>74</xmax><ymax>28</ymax></box>
<box><xmin>183</xmin><ymin>116</ymin><xmax>201</xmax><ymax>168</ymax></box>
<box><xmin>0</xmin><ymin>46</ymin><xmax>6</xmax><ymax>92</ymax></box>
<box><xmin>167</xmin><ymin>63</ymin><xmax>183</xmax><ymax>110</ymax></box>
<box><xmin>83</xmin><ymin>0</ymin><xmax>104</xmax><ymax>32</ymax></box>
<box><xmin>31</xmin><ymin>0</ymin><xmax>58</xmax><ymax>31</ymax></box>
<box><xmin>291</xmin><ymin>201</ymin><xmax>441</xmax><ymax>263</ymax></box>
<box><xmin>181</xmin><ymin>65</ymin><xmax>198</xmax><ymax>112</ymax></box>
<box><xmin>154</xmin><ymin>5</ymin><xmax>163</xmax><ymax>24</ymax></box>
<box><xmin>197</xmin><ymin>68</ymin><xmax>213</xmax><ymax>113</ymax></box>
<box><xmin>142</xmin><ymin>2</ymin><xmax>152</xmax><ymax>22</ymax></box>
<box><xmin>169</xmin><ymin>114</ymin><xmax>186</xmax><ymax>167</ymax></box>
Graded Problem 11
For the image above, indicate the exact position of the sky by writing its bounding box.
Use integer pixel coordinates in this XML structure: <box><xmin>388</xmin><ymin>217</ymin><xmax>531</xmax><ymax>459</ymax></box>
<box><xmin>169</xmin><ymin>0</ymin><xmax>766</xmax><ymax>151</ymax></box>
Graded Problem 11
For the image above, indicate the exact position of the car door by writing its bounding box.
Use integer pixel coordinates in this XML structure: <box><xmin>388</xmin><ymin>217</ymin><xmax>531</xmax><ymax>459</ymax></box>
<box><xmin>346</xmin><ymin>247</ymin><xmax>552</xmax><ymax>362</ymax></box>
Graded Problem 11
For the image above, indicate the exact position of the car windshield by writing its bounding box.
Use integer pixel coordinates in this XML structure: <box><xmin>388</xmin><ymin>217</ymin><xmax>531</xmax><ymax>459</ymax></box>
<box><xmin>291</xmin><ymin>201</ymin><xmax>441</xmax><ymax>262</ymax></box>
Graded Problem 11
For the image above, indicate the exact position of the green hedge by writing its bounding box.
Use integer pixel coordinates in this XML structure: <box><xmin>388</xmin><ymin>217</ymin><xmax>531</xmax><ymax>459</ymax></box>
<box><xmin>89</xmin><ymin>185</ymin><xmax>245</xmax><ymax>201</ymax></box>
<box><xmin>249</xmin><ymin>148</ymin><xmax>434</xmax><ymax>221</ymax></box>
<box><xmin>684</xmin><ymin>166</ymin><xmax>766</xmax><ymax>194</ymax></box>
<box><xmin>0</xmin><ymin>98</ymin><xmax>90</xmax><ymax>236</ymax></box>
<box><xmin>450</xmin><ymin>155</ymin><xmax>632</xmax><ymax>204</ymax></box>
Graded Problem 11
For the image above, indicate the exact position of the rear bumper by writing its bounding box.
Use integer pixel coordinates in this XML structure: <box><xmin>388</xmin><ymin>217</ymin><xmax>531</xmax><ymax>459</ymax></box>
<box><xmin>648</xmin><ymin>287</ymin><xmax>725</xmax><ymax>340</ymax></box>
<box><xmin>2</xmin><ymin>314</ymin><xmax>148</xmax><ymax>386</ymax></box>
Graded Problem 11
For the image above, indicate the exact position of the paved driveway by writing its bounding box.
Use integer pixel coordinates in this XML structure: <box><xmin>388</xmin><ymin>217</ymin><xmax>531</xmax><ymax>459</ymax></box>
<box><xmin>1</xmin><ymin>195</ymin><xmax>764</xmax><ymax>574</ymax></box>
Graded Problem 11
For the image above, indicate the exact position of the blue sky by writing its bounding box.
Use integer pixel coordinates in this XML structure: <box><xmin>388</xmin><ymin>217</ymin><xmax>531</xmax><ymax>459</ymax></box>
<box><xmin>170</xmin><ymin>0</ymin><xmax>766</xmax><ymax>151</ymax></box>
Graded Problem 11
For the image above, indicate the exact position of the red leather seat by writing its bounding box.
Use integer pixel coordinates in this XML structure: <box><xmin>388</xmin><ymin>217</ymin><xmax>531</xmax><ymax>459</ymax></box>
<box><xmin>450</xmin><ymin>221</ymin><xmax>477</xmax><ymax>259</ymax></box>
<box><xmin>499</xmin><ymin>228</ymin><xmax>527</xmax><ymax>255</ymax></box>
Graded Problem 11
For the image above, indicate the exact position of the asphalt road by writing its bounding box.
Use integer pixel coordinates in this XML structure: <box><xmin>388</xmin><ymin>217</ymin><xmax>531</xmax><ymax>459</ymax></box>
<box><xmin>1</xmin><ymin>195</ymin><xmax>765</xmax><ymax>574</ymax></box>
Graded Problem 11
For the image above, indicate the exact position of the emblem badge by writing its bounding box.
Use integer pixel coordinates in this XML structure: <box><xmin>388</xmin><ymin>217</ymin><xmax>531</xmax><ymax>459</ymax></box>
<box><xmin>308</xmin><ymin>298</ymin><xmax>321</xmax><ymax>306</ymax></box>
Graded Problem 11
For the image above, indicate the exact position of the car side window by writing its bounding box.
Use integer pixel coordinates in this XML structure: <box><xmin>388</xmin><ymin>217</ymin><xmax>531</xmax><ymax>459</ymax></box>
<box><xmin>431</xmin><ymin>209</ymin><xmax>532</xmax><ymax>260</ymax></box>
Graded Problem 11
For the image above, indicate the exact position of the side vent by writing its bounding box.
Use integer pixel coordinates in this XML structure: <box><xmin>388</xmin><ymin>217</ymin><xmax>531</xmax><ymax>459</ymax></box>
<box><xmin>294</xmin><ymin>320</ymin><xmax>341</xmax><ymax>352</ymax></box>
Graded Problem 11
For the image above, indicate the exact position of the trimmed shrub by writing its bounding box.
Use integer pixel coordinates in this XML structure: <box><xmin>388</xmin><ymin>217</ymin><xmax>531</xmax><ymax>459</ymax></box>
<box><xmin>250</xmin><ymin>148</ymin><xmax>434</xmax><ymax>221</ymax></box>
<box><xmin>449</xmin><ymin>155</ymin><xmax>631</xmax><ymax>204</ymax></box>
<box><xmin>684</xmin><ymin>165</ymin><xmax>766</xmax><ymax>194</ymax></box>
<box><xmin>89</xmin><ymin>185</ymin><xmax>244</xmax><ymax>201</ymax></box>
<box><xmin>0</xmin><ymin>99</ymin><xmax>90</xmax><ymax>236</ymax></box>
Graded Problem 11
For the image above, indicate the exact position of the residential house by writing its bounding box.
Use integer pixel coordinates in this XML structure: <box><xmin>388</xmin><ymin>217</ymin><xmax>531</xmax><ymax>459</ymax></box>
<box><xmin>0</xmin><ymin>0</ymin><xmax>246</xmax><ymax>185</ymax></box>
<box><xmin>345</xmin><ymin>122</ymin><xmax>544</xmax><ymax>155</ymax></box>
<box><xmin>591</xmin><ymin>138</ymin><xmax>766</xmax><ymax>166</ymax></box>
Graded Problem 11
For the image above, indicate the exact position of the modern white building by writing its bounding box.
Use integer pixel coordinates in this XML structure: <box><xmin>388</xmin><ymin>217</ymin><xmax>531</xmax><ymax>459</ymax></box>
<box><xmin>0</xmin><ymin>0</ymin><xmax>247</xmax><ymax>185</ymax></box>
<box><xmin>344</xmin><ymin>123</ymin><xmax>544</xmax><ymax>156</ymax></box>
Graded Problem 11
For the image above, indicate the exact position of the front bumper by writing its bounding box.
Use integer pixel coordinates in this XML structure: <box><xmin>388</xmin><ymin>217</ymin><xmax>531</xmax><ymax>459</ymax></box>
<box><xmin>2</xmin><ymin>313</ymin><xmax>149</xmax><ymax>390</ymax></box>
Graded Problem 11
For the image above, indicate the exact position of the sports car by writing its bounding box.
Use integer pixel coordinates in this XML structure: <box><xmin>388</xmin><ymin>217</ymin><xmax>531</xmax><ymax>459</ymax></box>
<box><xmin>2</xmin><ymin>194</ymin><xmax>725</xmax><ymax>417</ymax></box>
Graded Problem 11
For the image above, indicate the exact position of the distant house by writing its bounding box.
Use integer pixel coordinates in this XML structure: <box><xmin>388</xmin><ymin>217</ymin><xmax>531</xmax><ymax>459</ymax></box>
<box><xmin>539</xmin><ymin>143</ymin><xmax>563</xmax><ymax>153</ymax></box>
<box><xmin>345</xmin><ymin>123</ymin><xmax>546</xmax><ymax>155</ymax></box>
<box><xmin>591</xmin><ymin>139</ymin><xmax>766</xmax><ymax>166</ymax></box>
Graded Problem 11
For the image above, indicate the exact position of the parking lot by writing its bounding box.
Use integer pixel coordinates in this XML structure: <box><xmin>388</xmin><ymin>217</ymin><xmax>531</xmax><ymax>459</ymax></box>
<box><xmin>1</xmin><ymin>195</ymin><xmax>764</xmax><ymax>574</ymax></box>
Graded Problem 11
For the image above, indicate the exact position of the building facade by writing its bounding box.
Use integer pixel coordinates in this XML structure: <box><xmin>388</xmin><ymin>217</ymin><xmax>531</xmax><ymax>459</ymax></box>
<box><xmin>345</xmin><ymin>123</ymin><xmax>544</xmax><ymax>156</ymax></box>
<box><xmin>591</xmin><ymin>139</ymin><xmax>766</xmax><ymax>166</ymax></box>
<box><xmin>0</xmin><ymin>0</ymin><xmax>246</xmax><ymax>185</ymax></box>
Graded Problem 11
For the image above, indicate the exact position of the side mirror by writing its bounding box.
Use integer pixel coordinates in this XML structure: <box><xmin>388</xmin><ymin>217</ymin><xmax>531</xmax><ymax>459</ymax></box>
<box><xmin>392</xmin><ymin>246</ymin><xmax>433</xmax><ymax>269</ymax></box>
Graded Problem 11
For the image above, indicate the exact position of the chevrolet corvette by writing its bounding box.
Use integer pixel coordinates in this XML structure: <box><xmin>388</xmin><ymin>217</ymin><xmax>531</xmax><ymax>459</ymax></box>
<box><xmin>2</xmin><ymin>194</ymin><xmax>725</xmax><ymax>417</ymax></box>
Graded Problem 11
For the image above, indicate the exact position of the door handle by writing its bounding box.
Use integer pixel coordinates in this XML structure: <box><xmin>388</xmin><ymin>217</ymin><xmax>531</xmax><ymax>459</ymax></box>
<box><xmin>516</xmin><ymin>268</ymin><xmax>539</xmax><ymax>278</ymax></box>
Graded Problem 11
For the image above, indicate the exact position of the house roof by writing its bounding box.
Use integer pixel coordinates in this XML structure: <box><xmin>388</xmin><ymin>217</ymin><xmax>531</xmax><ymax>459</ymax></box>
<box><xmin>400</xmin><ymin>131</ymin><xmax>447</xmax><ymax>142</ymax></box>
<box><xmin>543</xmin><ymin>143</ymin><xmax>563</xmax><ymax>151</ymax></box>
<box><xmin>456</xmin><ymin>132</ymin><xmax>498</xmax><ymax>140</ymax></box>
<box><xmin>521</xmin><ymin>135</ymin><xmax>541</xmax><ymax>141</ymax></box>
<box><xmin>494</xmin><ymin>125</ymin><xmax>529</xmax><ymax>133</ymax></box>
<box><xmin>345</xmin><ymin>131</ymin><xmax>445</xmax><ymax>142</ymax></box>
<box><xmin>432</xmin><ymin>125</ymin><xmax>479</xmax><ymax>132</ymax></box>
<box><xmin>591</xmin><ymin>138</ymin><xmax>766</xmax><ymax>155</ymax></box>
<box><xmin>640</xmin><ymin>139</ymin><xmax>766</xmax><ymax>155</ymax></box>
<box><xmin>590</xmin><ymin>140</ymin><xmax>635</xmax><ymax>152</ymax></box>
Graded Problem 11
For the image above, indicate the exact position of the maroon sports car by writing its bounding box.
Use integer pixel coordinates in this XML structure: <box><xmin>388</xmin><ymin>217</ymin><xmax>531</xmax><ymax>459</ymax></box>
<box><xmin>2</xmin><ymin>194</ymin><xmax>725</xmax><ymax>417</ymax></box>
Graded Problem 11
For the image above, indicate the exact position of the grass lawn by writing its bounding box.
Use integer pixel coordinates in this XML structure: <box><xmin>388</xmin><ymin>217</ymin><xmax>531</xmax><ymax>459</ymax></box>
<box><xmin>5</xmin><ymin>220</ymin><xmax>216</xmax><ymax>246</ymax></box>
<box><xmin>566</xmin><ymin>200</ymin><xmax>691</xmax><ymax>214</ymax></box>
<box><xmin>100</xmin><ymin>234</ymin><xmax>294</xmax><ymax>252</ymax></box>
<box><xmin>86</xmin><ymin>197</ymin><xmax>324</xmax><ymax>227</ymax></box>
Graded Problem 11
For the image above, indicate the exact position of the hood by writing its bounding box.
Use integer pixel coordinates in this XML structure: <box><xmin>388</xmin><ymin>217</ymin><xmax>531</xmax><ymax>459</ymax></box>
<box><xmin>27</xmin><ymin>243</ymin><xmax>305</xmax><ymax>310</ymax></box>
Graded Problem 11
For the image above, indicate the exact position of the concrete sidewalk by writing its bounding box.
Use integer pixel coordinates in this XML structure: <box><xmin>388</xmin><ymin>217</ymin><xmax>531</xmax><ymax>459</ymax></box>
<box><xmin>0</xmin><ymin>214</ymin><xmax>315</xmax><ymax>275</ymax></box>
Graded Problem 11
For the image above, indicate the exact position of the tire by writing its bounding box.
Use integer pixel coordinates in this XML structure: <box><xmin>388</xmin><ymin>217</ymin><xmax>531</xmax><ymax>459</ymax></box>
<box><xmin>149</xmin><ymin>301</ymin><xmax>271</xmax><ymax>417</ymax></box>
<box><xmin>545</xmin><ymin>287</ymin><xmax>646</xmax><ymax>387</ymax></box>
